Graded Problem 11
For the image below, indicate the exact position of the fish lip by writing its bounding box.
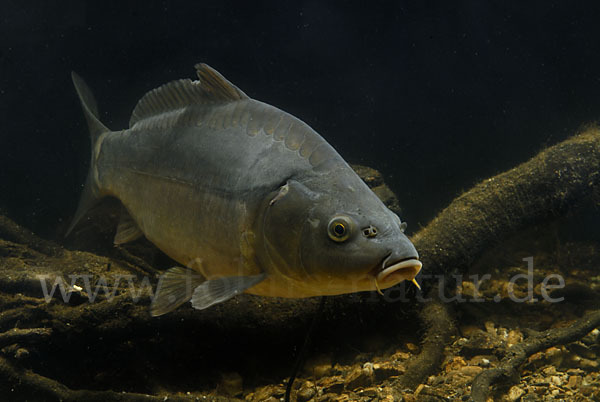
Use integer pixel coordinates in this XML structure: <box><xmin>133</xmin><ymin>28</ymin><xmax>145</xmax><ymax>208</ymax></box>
<box><xmin>372</xmin><ymin>254</ymin><xmax>422</xmax><ymax>286</ymax></box>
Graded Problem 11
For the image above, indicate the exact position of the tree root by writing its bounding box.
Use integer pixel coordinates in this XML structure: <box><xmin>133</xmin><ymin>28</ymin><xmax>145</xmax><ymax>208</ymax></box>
<box><xmin>0</xmin><ymin>356</ymin><xmax>190</xmax><ymax>402</ymax></box>
<box><xmin>392</xmin><ymin>288</ymin><xmax>456</xmax><ymax>389</ymax></box>
<box><xmin>0</xmin><ymin>327</ymin><xmax>52</xmax><ymax>348</ymax></box>
<box><xmin>394</xmin><ymin>127</ymin><xmax>600</xmax><ymax>392</ymax></box>
<box><xmin>0</xmin><ymin>215</ymin><xmax>63</xmax><ymax>257</ymax></box>
<box><xmin>412</xmin><ymin>127</ymin><xmax>600</xmax><ymax>281</ymax></box>
<box><xmin>469</xmin><ymin>309</ymin><xmax>600</xmax><ymax>401</ymax></box>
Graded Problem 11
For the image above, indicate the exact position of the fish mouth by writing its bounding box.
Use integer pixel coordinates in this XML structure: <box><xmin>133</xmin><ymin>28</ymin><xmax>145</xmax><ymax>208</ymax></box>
<box><xmin>372</xmin><ymin>254</ymin><xmax>422</xmax><ymax>290</ymax></box>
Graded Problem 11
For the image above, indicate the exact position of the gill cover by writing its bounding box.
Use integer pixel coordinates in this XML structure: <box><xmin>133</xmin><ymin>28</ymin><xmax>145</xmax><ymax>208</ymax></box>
<box><xmin>260</xmin><ymin>180</ymin><xmax>319</xmax><ymax>277</ymax></box>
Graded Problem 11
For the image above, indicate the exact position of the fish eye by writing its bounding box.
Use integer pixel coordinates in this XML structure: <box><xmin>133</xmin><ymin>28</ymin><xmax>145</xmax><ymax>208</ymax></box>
<box><xmin>328</xmin><ymin>216</ymin><xmax>353</xmax><ymax>242</ymax></box>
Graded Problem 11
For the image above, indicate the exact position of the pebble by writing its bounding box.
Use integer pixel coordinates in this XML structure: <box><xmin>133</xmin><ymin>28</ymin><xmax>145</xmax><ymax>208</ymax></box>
<box><xmin>460</xmin><ymin>281</ymin><xmax>477</xmax><ymax>298</ymax></box>
<box><xmin>344</xmin><ymin>364</ymin><xmax>374</xmax><ymax>390</ymax></box>
<box><xmin>497</xmin><ymin>327</ymin><xmax>509</xmax><ymax>341</ymax></box>
<box><xmin>413</xmin><ymin>383</ymin><xmax>426</xmax><ymax>398</ymax></box>
<box><xmin>568</xmin><ymin>342</ymin><xmax>596</xmax><ymax>359</ymax></box>
<box><xmin>319</xmin><ymin>376</ymin><xmax>344</xmax><ymax>394</ymax></box>
<box><xmin>507</xmin><ymin>329</ymin><xmax>523</xmax><ymax>346</ymax></box>
<box><xmin>358</xmin><ymin>387</ymin><xmax>378</xmax><ymax>397</ymax></box>
<box><xmin>390</xmin><ymin>350</ymin><xmax>411</xmax><ymax>361</ymax></box>
<box><xmin>527</xmin><ymin>351</ymin><xmax>544</xmax><ymax>365</ymax></box>
<box><xmin>459</xmin><ymin>365</ymin><xmax>483</xmax><ymax>377</ymax></box>
<box><xmin>469</xmin><ymin>355</ymin><xmax>492</xmax><ymax>367</ymax></box>
<box><xmin>567</xmin><ymin>375</ymin><xmax>582</xmax><ymax>388</ymax></box>
<box><xmin>405</xmin><ymin>342</ymin><xmax>419</xmax><ymax>352</ymax></box>
<box><xmin>582</xmin><ymin>328</ymin><xmax>599</xmax><ymax>346</ymax></box>
<box><xmin>456</xmin><ymin>337</ymin><xmax>469</xmax><ymax>346</ymax></box>
<box><xmin>484</xmin><ymin>321</ymin><xmax>496</xmax><ymax>335</ymax></box>
<box><xmin>296</xmin><ymin>381</ymin><xmax>316</xmax><ymax>402</ymax></box>
<box><xmin>372</xmin><ymin>361</ymin><xmax>405</xmax><ymax>381</ymax></box>
<box><xmin>248</xmin><ymin>385</ymin><xmax>285</xmax><ymax>401</ymax></box>
<box><xmin>545</xmin><ymin>346</ymin><xmax>566</xmax><ymax>366</ymax></box>
<box><xmin>507</xmin><ymin>385</ymin><xmax>525</xmax><ymax>401</ymax></box>
<box><xmin>445</xmin><ymin>356</ymin><xmax>467</xmax><ymax>372</ymax></box>
<box><xmin>459</xmin><ymin>330</ymin><xmax>497</xmax><ymax>357</ymax></box>
<box><xmin>14</xmin><ymin>348</ymin><xmax>29</xmax><ymax>359</ymax></box>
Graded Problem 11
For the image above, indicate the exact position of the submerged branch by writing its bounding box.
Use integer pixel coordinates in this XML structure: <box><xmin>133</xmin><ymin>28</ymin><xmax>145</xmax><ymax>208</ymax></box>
<box><xmin>0</xmin><ymin>356</ymin><xmax>189</xmax><ymax>402</ymax></box>
<box><xmin>392</xmin><ymin>285</ymin><xmax>456</xmax><ymax>389</ymax></box>
<box><xmin>383</xmin><ymin>127</ymin><xmax>600</xmax><ymax>389</ymax></box>
<box><xmin>412</xmin><ymin>127</ymin><xmax>600</xmax><ymax>280</ymax></box>
<box><xmin>0</xmin><ymin>215</ymin><xmax>63</xmax><ymax>257</ymax></box>
<box><xmin>0</xmin><ymin>327</ymin><xmax>52</xmax><ymax>348</ymax></box>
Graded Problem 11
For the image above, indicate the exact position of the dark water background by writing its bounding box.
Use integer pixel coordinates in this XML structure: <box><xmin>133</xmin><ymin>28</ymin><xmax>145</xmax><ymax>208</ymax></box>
<box><xmin>2</xmin><ymin>0</ymin><xmax>600</xmax><ymax>238</ymax></box>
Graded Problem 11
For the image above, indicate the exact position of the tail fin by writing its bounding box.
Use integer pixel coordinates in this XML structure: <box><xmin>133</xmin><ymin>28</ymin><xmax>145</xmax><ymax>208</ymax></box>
<box><xmin>66</xmin><ymin>72</ymin><xmax>111</xmax><ymax>237</ymax></box>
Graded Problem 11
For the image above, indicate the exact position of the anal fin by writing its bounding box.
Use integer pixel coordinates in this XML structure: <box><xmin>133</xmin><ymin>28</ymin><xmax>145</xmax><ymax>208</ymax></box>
<box><xmin>150</xmin><ymin>267</ymin><xmax>205</xmax><ymax>317</ymax></box>
<box><xmin>191</xmin><ymin>273</ymin><xmax>266</xmax><ymax>310</ymax></box>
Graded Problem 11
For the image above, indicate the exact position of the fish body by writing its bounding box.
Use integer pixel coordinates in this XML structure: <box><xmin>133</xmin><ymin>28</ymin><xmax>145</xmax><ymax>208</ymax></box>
<box><xmin>68</xmin><ymin>64</ymin><xmax>422</xmax><ymax>315</ymax></box>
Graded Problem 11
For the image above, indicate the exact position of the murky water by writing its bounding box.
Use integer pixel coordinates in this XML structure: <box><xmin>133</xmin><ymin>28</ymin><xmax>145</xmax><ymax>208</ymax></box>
<box><xmin>2</xmin><ymin>2</ymin><xmax>600</xmax><ymax>401</ymax></box>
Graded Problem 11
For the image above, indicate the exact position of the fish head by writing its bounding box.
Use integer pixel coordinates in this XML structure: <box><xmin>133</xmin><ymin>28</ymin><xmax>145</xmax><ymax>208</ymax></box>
<box><xmin>258</xmin><ymin>176</ymin><xmax>422</xmax><ymax>296</ymax></box>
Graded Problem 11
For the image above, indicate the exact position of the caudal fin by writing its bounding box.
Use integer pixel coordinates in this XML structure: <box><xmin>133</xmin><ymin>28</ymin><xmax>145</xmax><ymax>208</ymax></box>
<box><xmin>66</xmin><ymin>72</ymin><xmax>111</xmax><ymax>237</ymax></box>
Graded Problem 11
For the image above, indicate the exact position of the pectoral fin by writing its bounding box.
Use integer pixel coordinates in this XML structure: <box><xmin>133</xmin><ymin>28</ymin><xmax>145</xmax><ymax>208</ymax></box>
<box><xmin>150</xmin><ymin>267</ymin><xmax>205</xmax><ymax>317</ymax></box>
<box><xmin>191</xmin><ymin>273</ymin><xmax>266</xmax><ymax>310</ymax></box>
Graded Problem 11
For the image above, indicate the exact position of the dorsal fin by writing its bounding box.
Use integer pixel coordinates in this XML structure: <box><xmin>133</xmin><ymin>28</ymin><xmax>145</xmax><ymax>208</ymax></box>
<box><xmin>194</xmin><ymin>63</ymin><xmax>248</xmax><ymax>102</ymax></box>
<box><xmin>129</xmin><ymin>63</ymin><xmax>249</xmax><ymax>127</ymax></box>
